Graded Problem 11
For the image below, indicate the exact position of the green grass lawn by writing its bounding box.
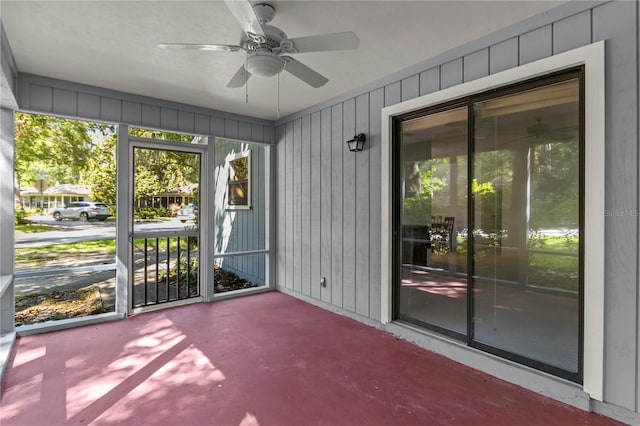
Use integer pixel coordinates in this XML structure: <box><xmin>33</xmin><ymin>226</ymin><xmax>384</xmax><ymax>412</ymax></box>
<box><xmin>15</xmin><ymin>223</ymin><xmax>55</xmax><ymax>233</ymax></box>
<box><xmin>16</xmin><ymin>236</ymin><xmax>196</xmax><ymax>265</ymax></box>
<box><xmin>16</xmin><ymin>238</ymin><xmax>116</xmax><ymax>263</ymax></box>
<box><xmin>528</xmin><ymin>234</ymin><xmax>578</xmax><ymax>253</ymax></box>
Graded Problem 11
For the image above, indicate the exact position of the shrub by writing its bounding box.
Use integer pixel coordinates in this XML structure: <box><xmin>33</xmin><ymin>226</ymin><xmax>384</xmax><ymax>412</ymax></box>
<box><xmin>15</xmin><ymin>207</ymin><xmax>29</xmax><ymax>225</ymax></box>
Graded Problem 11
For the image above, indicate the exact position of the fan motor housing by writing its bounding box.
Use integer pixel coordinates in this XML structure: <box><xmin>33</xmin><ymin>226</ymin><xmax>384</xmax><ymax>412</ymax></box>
<box><xmin>246</xmin><ymin>51</ymin><xmax>285</xmax><ymax>77</ymax></box>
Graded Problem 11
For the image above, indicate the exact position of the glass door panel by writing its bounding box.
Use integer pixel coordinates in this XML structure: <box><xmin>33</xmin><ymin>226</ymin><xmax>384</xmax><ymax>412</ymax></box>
<box><xmin>471</xmin><ymin>79</ymin><xmax>581</xmax><ymax>373</ymax></box>
<box><xmin>398</xmin><ymin>107</ymin><xmax>468</xmax><ymax>335</ymax></box>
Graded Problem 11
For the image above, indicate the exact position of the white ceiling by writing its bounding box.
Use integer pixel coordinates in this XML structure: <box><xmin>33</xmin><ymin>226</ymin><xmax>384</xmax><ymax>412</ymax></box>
<box><xmin>1</xmin><ymin>1</ymin><xmax>564</xmax><ymax>121</ymax></box>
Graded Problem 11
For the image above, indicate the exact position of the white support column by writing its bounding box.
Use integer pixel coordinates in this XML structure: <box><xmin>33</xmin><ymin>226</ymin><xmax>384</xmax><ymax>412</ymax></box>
<box><xmin>0</xmin><ymin>107</ymin><xmax>16</xmax><ymax>377</ymax></box>
<box><xmin>265</xmin><ymin>144</ymin><xmax>273</xmax><ymax>288</ymax></box>
<box><xmin>202</xmin><ymin>136</ymin><xmax>216</xmax><ymax>301</ymax></box>
<box><xmin>115</xmin><ymin>125</ymin><xmax>130</xmax><ymax>315</ymax></box>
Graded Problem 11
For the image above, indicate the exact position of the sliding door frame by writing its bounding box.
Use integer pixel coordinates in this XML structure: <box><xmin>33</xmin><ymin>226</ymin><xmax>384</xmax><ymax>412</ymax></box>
<box><xmin>381</xmin><ymin>41</ymin><xmax>604</xmax><ymax>400</ymax></box>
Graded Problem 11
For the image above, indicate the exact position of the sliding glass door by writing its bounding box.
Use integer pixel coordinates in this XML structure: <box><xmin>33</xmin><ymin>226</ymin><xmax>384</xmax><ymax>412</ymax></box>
<box><xmin>472</xmin><ymin>77</ymin><xmax>581</xmax><ymax>376</ymax></box>
<box><xmin>397</xmin><ymin>106</ymin><xmax>468</xmax><ymax>336</ymax></box>
<box><xmin>394</xmin><ymin>69</ymin><xmax>583</xmax><ymax>381</ymax></box>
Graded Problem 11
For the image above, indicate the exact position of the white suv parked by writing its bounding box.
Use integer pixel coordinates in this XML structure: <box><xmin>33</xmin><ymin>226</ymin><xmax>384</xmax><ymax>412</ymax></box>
<box><xmin>52</xmin><ymin>201</ymin><xmax>112</xmax><ymax>222</ymax></box>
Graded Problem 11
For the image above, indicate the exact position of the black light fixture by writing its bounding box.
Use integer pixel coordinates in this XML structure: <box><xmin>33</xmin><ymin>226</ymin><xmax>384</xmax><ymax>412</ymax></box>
<box><xmin>346</xmin><ymin>133</ymin><xmax>366</xmax><ymax>152</ymax></box>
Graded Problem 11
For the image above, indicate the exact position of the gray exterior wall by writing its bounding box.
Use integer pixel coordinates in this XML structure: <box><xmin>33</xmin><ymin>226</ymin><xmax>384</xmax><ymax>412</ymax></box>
<box><xmin>274</xmin><ymin>0</ymin><xmax>640</xmax><ymax>419</ymax></box>
<box><xmin>0</xmin><ymin>21</ymin><xmax>17</xmax><ymax>377</ymax></box>
<box><xmin>1</xmin><ymin>22</ymin><xmax>18</xmax><ymax>100</ymax></box>
<box><xmin>17</xmin><ymin>73</ymin><xmax>274</xmax><ymax>144</ymax></box>
<box><xmin>214</xmin><ymin>139</ymin><xmax>267</xmax><ymax>285</ymax></box>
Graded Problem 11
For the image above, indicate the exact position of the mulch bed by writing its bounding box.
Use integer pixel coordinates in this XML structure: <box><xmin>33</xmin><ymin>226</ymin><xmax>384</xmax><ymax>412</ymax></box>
<box><xmin>214</xmin><ymin>264</ymin><xmax>258</xmax><ymax>293</ymax></box>
<box><xmin>15</xmin><ymin>267</ymin><xmax>257</xmax><ymax>326</ymax></box>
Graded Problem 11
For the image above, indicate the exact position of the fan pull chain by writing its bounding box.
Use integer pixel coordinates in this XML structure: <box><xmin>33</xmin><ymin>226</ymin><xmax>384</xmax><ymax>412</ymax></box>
<box><xmin>245</xmin><ymin>55</ymin><xmax>249</xmax><ymax>104</ymax></box>
<box><xmin>277</xmin><ymin>72</ymin><xmax>281</xmax><ymax>119</ymax></box>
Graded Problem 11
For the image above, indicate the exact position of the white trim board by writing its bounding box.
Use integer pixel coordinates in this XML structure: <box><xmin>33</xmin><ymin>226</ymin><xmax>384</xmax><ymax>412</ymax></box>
<box><xmin>381</xmin><ymin>41</ymin><xmax>605</xmax><ymax>401</ymax></box>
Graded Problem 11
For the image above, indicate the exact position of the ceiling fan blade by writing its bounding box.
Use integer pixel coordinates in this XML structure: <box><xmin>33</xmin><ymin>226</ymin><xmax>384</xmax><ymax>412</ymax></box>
<box><xmin>227</xmin><ymin>64</ymin><xmax>252</xmax><ymax>88</ymax></box>
<box><xmin>224</xmin><ymin>0</ymin><xmax>265</xmax><ymax>40</ymax></box>
<box><xmin>282</xmin><ymin>57</ymin><xmax>328</xmax><ymax>88</ymax></box>
<box><xmin>288</xmin><ymin>32</ymin><xmax>359</xmax><ymax>53</ymax></box>
<box><xmin>158</xmin><ymin>43</ymin><xmax>243</xmax><ymax>52</ymax></box>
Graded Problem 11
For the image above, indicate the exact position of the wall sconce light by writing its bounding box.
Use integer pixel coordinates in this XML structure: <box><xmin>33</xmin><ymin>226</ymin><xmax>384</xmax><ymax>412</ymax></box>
<box><xmin>346</xmin><ymin>133</ymin><xmax>366</xmax><ymax>152</ymax></box>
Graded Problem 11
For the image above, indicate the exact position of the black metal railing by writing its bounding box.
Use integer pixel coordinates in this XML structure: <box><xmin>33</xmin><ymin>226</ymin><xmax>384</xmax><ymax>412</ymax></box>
<box><xmin>131</xmin><ymin>233</ymin><xmax>199</xmax><ymax>309</ymax></box>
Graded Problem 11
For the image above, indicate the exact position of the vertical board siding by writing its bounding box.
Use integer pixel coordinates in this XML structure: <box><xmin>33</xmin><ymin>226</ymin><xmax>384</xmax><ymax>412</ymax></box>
<box><xmin>293</xmin><ymin>119</ymin><xmax>302</xmax><ymax>293</ymax></box>
<box><xmin>419</xmin><ymin>67</ymin><xmax>441</xmax><ymax>96</ymax></box>
<box><xmin>401</xmin><ymin>74</ymin><xmax>420</xmax><ymax>102</ymax></box>
<box><xmin>18</xmin><ymin>75</ymin><xmax>273</xmax><ymax>142</ymax></box>
<box><xmin>489</xmin><ymin>38</ymin><xmax>519</xmax><ymax>74</ymax></box>
<box><xmin>239</xmin><ymin>121</ymin><xmax>252</xmax><ymax>141</ymax></box>
<box><xmin>195</xmin><ymin>114</ymin><xmax>210</xmax><ymax>136</ymax></box>
<box><xmin>29</xmin><ymin>84</ymin><xmax>52</xmax><ymax>112</ymax></box>
<box><xmin>102</xmin><ymin>98</ymin><xmax>122</xmax><ymax>123</ymax></box>
<box><xmin>123</xmin><ymin>101</ymin><xmax>142</xmax><ymax>125</ymax></box>
<box><xmin>464</xmin><ymin>49</ymin><xmax>489</xmax><ymax>82</ymax></box>
<box><xmin>310</xmin><ymin>111</ymin><xmax>322</xmax><ymax>300</ymax></box>
<box><xmin>211</xmin><ymin>117</ymin><xmax>225</xmax><ymax>137</ymax></box>
<box><xmin>592</xmin><ymin>0</ymin><xmax>639</xmax><ymax>410</ymax></box>
<box><xmin>213</xmin><ymin>139</ymin><xmax>266</xmax><ymax>284</ymax></box>
<box><xmin>225</xmin><ymin>119</ymin><xmax>239</xmax><ymax>139</ymax></box>
<box><xmin>178</xmin><ymin>110</ymin><xmax>195</xmax><ymax>133</ymax></box>
<box><xmin>301</xmin><ymin>115</ymin><xmax>311</xmax><ymax>297</ymax></box>
<box><xmin>251</xmin><ymin>123</ymin><xmax>264</xmax><ymax>143</ymax></box>
<box><xmin>159</xmin><ymin>107</ymin><xmax>177</xmax><ymax>131</ymax></box>
<box><xmin>1</xmin><ymin>23</ymin><xmax>18</xmax><ymax>97</ymax></box>
<box><xmin>355</xmin><ymin>93</ymin><xmax>370</xmax><ymax>317</ymax></box>
<box><xmin>331</xmin><ymin>104</ymin><xmax>344</xmax><ymax>307</ymax></box>
<box><xmin>142</xmin><ymin>104</ymin><xmax>161</xmax><ymax>128</ymax></box>
<box><xmin>342</xmin><ymin>98</ymin><xmax>356</xmax><ymax>312</ymax></box>
<box><xmin>441</xmin><ymin>58</ymin><xmax>463</xmax><ymax>89</ymax></box>
<box><xmin>519</xmin><ymin>25</ymin><xmax>553</xmax><ymax>65</ymax></box>
<box><xmin>273</xmin><ymin>2</ymin><xmax>640</xmax><ymax>415</ymax></box>
<box><xmin>553</xmin><ymin>10</ymin><xmax>592</xmax><ymax>54</ymax></box>
<box><xmin>53</xmin><ymin>88</ymin><xmax>77</xmax><ymax>116</ymax></box>
<box><xmin>78</xmin><ymin>93</ymin><xmax>101</xmax><ymax>120</ymax></box>
<box><xmin>319</xmin><ymin>109</ymin><xmax>332</xmax><ymax>303</ymax></box>
<box><xmin>384</xmin><ymin>82</ymin><xmax>401</xmax><ymax>109</ymax></box>
<box><xmin>368</xmin><ymin>88</ymin><xmax>384</xmax><ymax>321</ymax></box>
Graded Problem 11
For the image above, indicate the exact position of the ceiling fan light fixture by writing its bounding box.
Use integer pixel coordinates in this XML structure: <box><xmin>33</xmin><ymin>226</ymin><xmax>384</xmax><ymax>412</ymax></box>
<box><xmin>246</xmin><ymin>52</ymin><xmax>285</xmax><ymax>78</ymax></box>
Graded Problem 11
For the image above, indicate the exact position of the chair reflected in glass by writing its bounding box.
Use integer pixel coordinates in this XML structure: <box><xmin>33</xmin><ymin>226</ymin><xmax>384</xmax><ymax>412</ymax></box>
<box><xmin>430</xmin><ymin>216</ymin><xmax>455</xmax><ymax>254</ymax></box>
<box><xmin>401</xmin><ymin>216</ymin><xmax>455</xmax><ymax>268</ymax></box>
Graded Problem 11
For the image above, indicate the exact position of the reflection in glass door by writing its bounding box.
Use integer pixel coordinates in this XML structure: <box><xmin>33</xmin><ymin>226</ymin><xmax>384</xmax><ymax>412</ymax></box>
<box><xmin>394</xmin><ymin>69</ymin><xmax>583</xmax><ymax>381</ymax></box>
<box><xmin>472</xmin><ymin>78</ymin><xmax>581</xmax><ymax>375</ymax></box>
<box><xmin>397</xmin><ymin>106</ymin><xmax>468</xmax><ymax>335</ymax></box>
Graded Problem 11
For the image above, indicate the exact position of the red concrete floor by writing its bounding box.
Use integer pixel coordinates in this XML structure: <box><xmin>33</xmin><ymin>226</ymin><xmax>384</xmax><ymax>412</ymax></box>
<box><xmin>1</xmin><ymin>292</ymin><xmax>621</xmax><ymax>426</ymax></box>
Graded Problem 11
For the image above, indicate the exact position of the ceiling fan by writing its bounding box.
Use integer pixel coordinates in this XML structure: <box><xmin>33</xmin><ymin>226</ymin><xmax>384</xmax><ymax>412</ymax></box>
<box><xmin>158</xmin><ymin>0</ymin><xmax>360</xmax><ymax>88</ymax></box>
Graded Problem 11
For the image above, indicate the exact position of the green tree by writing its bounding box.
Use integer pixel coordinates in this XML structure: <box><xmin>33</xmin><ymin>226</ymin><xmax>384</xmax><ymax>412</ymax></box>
<box><xmin>15</xmin><ymin>112</ymin><xmax>114</xmax><ymax>193</ymax></box>
<box><xmin>16</xmin><ymin>115</ymin><xmax>200</xmax><ymax>211</ymax></box>
<box><xmin>133</xmin><ymin>148</ymin><xmax>200</xmax><ymax>206</ymax></box>
<box><xmin>130</xmin><ymin>128</ymin><xmax>200</xmax><ymax>201</ymax></box>
<box><xmin>86</xmin><ymin>133</ymin><xmax>117</xmax><ymax>205</ymax></box>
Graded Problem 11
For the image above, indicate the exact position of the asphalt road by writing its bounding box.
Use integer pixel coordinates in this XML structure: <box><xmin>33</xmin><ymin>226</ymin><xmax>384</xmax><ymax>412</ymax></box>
<box><xmin>16</xmin><ymin>215</ymin><xmax>196</xmax><ymax>248</ymax></box>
